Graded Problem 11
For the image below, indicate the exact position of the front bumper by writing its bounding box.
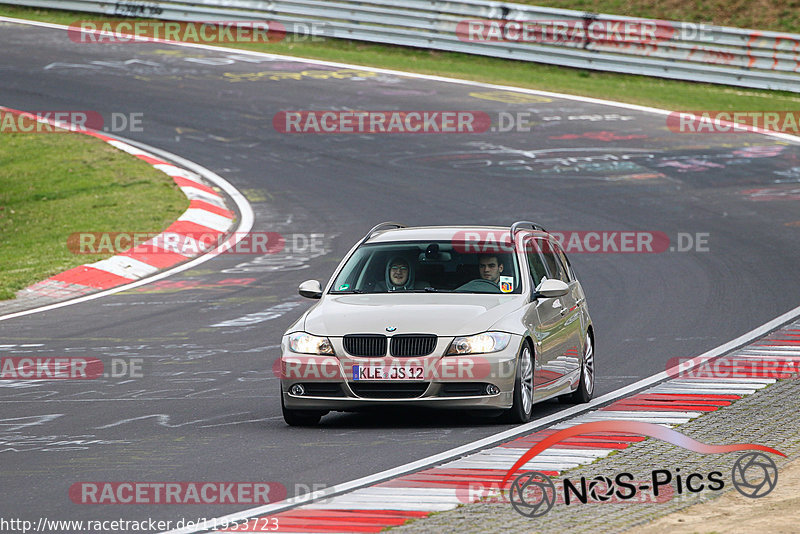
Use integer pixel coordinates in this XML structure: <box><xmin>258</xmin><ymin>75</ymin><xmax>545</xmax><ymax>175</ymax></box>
<box><xmin>279</xmin><ymin>335</ymin><xmax>522</xmax><ymax>410</ymax></box>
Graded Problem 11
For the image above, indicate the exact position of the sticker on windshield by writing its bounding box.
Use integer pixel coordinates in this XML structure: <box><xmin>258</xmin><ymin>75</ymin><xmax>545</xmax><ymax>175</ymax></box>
<box><xmin>337</xmin><ymin>283</ymin><xmax>350</xmax><ymax>291</ymax></box>
<box><xmin>499</xmin><ymin>276</ymin><xmax>514</xmax><ymax>293</ymax></box>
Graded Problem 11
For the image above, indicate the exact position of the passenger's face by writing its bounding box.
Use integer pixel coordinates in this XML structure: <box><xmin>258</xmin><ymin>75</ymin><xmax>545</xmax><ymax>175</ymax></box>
<box><xmin>479</xmin><ymin>257</ymin><xmax>503</xmax><ymax>282</ymax></box>
<box><xmin>390</xmin><ymin>263</ymin><xmax>409</xmax><ymax>286</ymax></box>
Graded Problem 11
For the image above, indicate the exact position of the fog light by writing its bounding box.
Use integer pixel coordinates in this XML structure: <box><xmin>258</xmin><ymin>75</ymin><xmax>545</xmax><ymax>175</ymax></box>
<box><xmin>290</xmin><ymin>384</ymin><xmax>305</xmax><ymax>396</ymax></box>
<box><xmin>485</xmin><ymin>384</ymin><xmax>500</xmax><ymax>395</ymax></box>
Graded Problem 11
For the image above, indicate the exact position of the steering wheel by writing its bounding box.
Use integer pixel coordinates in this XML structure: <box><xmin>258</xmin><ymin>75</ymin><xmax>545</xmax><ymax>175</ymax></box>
<box><xmin>455</xmin><ymin>279</ymin><xmax>502</xmax><ymax>293</ymax></box>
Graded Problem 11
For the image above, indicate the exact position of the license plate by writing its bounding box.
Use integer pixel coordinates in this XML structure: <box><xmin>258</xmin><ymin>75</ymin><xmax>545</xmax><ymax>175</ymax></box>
<box><xmin>351</xmin><ymin>364</ymin><xmax>425</xmax><ymax>381</ymax></box>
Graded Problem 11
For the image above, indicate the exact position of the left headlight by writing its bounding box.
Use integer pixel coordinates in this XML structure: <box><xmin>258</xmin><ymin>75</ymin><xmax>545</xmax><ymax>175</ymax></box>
<box><xmin>287</xmin><ymin>332</ymin><xmax>335</xmax><ymax>355</ymax></box>
<box><xmin>446</xmin><ymin>332</ymin><xmax>512</xmax><ymax>355</ymax></box>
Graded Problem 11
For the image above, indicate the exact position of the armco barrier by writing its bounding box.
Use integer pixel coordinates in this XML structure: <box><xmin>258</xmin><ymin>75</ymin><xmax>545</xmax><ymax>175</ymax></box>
<box><xmin>2</xmin><ymin>0</ymin><xmax>799</xmax><ymax>92</ymax></box>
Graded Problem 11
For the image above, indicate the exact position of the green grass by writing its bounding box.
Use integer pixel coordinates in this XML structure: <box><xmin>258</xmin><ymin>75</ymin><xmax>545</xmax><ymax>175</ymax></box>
<box><xmin>1</xmin><ymin>5</ymin><xmax>797</xmax><ymax>112</ymax></box>
<box><xmin>0</xmin><ymin>132</ymin><xmax>188</xmax><ymax>300</ymax></box>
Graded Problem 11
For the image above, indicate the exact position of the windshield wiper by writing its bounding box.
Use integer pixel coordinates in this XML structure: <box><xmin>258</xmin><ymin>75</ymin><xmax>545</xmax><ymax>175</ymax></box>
<box><xmin>404</xmin><ymin>287</ymin><xmax>440</xmax><ymax>292</ymax></box>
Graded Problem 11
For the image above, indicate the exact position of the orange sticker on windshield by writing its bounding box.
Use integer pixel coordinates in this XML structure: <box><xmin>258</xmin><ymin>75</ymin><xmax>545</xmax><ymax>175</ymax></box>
<box><xmin>500</xmin><ymin>276</ymin><xmax>514</xmax><ymax>293</ymax></box>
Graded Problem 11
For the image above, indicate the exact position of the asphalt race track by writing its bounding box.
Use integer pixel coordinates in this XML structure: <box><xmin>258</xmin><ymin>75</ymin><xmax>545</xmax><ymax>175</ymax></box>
<box><xmin>2</xmin><ymin>19</ymin><xmax>800</xmax><ymax>531</ymax></box>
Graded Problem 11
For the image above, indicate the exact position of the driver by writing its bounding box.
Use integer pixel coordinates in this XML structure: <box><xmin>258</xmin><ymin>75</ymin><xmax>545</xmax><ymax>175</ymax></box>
<box><xmin>384</xmin><ymin>256</ymin><xmax>414</xmax><ymax>291</ymax></box>
<box><xmin>478</xmin><ymin>254</ymin><xmax>504</xmax><ymax>285</ymax></box>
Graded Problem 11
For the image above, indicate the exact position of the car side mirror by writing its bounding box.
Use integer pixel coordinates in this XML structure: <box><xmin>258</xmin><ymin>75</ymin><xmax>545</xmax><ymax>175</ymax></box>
<box><xmin>298</xmin><ymin>280</ymin><xmax>323</xmax><ymax>299</ymax></box>
<box><xmin>533</xmin><ymin>279</ymin><xmax>569</xmax><ymax>299</ymax></box>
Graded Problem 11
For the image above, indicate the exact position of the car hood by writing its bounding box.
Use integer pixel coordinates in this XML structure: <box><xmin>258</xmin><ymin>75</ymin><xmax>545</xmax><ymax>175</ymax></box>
<box><xmin>302</xmin><ymin>293</ymin><xmax>525</xmax><ymax>337</ymax></box>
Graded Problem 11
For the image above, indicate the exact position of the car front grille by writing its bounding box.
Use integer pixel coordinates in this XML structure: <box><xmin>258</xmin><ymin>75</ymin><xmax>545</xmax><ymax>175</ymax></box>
<box><xmin>390</xmin><ymin>335</ymin><xmax>437</xmax><ymax>357</ymax></box>
<box><xmin>343</xmin><ymin>335</ymin><xmax>387</xmax><ymax>357</ymax></box>
<box><xmin>350</xmin><ymin>383</ymin><xmax>429</xmax><ymax>399</ymax></box>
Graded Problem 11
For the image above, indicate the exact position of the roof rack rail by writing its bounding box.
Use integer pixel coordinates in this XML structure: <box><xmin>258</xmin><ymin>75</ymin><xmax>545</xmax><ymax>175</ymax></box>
<box><xmin>361</xmin><ymin>221</ymin><xmax>407</xmax><ymax>244</ymax></box>
<box><xmin>511</xmin><ymin>220</ymin><xmax>547</xmax><ymax>238</ymax></box>
<box><xmin>510</xmin><ymin>221</ymin><xmax>547</xmax><ymax>250</ymax></box>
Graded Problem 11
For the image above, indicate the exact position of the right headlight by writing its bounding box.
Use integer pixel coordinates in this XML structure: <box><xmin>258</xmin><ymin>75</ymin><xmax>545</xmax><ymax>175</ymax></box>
<box><xmin>446</xmin><ymin>332</ymin><xmax>512</xmax><ymax>355</ymax></box>
<box><xmin>287</xmin><ymin>332</ymin><xmax>335</xmax><ymax>355</ymax></box>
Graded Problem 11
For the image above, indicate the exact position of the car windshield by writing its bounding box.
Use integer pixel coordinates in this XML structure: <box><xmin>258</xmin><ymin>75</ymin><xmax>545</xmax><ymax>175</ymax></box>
<box><xmin>330</xmin><ymin>241</ymin><xmax>522</xmax><ymax>294</ymax></box>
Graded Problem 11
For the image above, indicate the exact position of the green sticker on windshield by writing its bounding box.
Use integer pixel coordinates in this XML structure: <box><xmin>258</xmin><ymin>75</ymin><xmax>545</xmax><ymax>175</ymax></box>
<box><xmin>338</xmin><ymin>283</ymin><xmax>350</xmax><ymax>291</ymax></box>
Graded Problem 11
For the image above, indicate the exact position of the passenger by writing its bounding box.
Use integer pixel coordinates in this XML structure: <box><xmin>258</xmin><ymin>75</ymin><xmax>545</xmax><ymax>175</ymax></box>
<box><xmin>385</xmin><ymin>256</ymin><xmax>414</xmax><ymax>291</ymax></box>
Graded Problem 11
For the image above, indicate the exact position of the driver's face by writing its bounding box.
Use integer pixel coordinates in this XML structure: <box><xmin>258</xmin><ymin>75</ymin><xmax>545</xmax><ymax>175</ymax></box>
<box><xmin>479</xmin><ymin>257</ymin><xmax>503</xmax><ymax>282</ymax></box>
<box><xmin>389</xmin><ymin>263</ymin><xmax>409</xmax><ymax>286</ymax></box>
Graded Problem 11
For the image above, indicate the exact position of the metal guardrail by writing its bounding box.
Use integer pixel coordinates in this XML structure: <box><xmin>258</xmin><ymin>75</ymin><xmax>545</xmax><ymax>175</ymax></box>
<box><xmin>3</xmin><ymin>0</ymin><xmax>799</xmax><ymax>92</ymax></box>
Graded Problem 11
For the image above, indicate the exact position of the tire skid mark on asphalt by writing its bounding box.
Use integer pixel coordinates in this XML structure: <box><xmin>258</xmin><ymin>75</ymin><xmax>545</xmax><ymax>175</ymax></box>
<box><xmin>0</xmin><ymin>340</ymin><xmax>281</xmax><ymax>403</ymax></box>
<box><xmin>209</xmin><ymin>301</ymin><xmax>302</xmax><ymax>328</ymax></box>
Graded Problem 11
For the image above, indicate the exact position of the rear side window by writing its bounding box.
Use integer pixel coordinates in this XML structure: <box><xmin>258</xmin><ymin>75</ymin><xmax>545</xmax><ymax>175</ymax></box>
<box><xmin>540</xmin><ymin>242</ymin><xmax>569</xmax><ymax>283</ymax></box>
<box><xmin>525</xmin><ymin>239</ymin><xmax>548</xmax><ymax>287</ymax></box>
<box><xmin>557</xmin><ymin>249</ymin><xmax>574</xmax><ymax>281</ymax></box>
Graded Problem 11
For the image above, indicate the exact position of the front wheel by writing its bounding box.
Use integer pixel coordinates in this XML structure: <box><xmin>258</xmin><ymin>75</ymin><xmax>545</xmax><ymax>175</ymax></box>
<box><xmin>501</xmin><ymin>342</ymin><xmax>535</xmax><ymax>423</ymax></box>
<box><xmin>281</xmin><ymin>391</ymin><xmax>326</xmax><ymax>426</ymax></box>
<box><xmin>570</xmin><ymin>333</ymin><xmax>594</xmax><ymax>403</ymax></box>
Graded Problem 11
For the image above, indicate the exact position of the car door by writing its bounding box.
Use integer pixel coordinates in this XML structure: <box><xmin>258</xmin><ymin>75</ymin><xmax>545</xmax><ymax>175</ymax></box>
<box><xmin>541</xmin><ymin>239</ymin><xmax>584</xmax><ymax>384</ymax></box>
<box><xmin>521</xmin><ymin>236</ymin><xmax>567</xmax><ymax>400</ymax></box>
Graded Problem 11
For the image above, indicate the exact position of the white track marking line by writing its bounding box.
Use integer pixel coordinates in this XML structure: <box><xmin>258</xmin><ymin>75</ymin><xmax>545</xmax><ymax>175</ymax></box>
<box><xmin>177</xmin><ymin>209</ymin><xmax>233</xmax><ymax>232</ymax></box>
<box><xmin>152</xmin><ymin>163</ymin><xmax>202</xmax><ymax>180</ymax></box>
<box><xmin>447</xmin><ymin>455</ymin><xmax>590</xmax><ymax>466</ymax></box>
<box><xmin>739</xmin><ymin>349</ymin><xmax>800</xmax><ymax>355</ymax></box>
<box><xmin>105</xmin><ymin>140</ymin><xmax>151</xmax><ymax>157</ymax></box>
<box><xmin>745</xmin><ymin>347</ymin><xmax>800</xmax><ymax>352</ymax></box>
<box><xmin>476</xmin><ymin>448</ymin><xmax>611</xmax><ymax>459</ymax></box>
<box><xmin>323</xmin><ymin>493</ymin><xmax>460</xmax><ymax>502</ymax></box>
<box><xmin>347</xmin><ymin>487</ymin><xmax>464</xmax><ymax>495</ymax></box>
<box><xmin>454</xmin><ymin>452</ymin><xmax>601</xmax><ymax>464</ymax></box>
<box><xmin>444</xmin><ymin>460</ymin><xmax>580</xmax><ymax>470</ymax></box>
<box><xmin>87</xmin><ymin>256</ymin><xmax>159</xmax><ymax>280</ymax></box>
<box><xmin>179</xmin><ymin>186</ymin><xmax>225</xmax><ymax>205</ymax></box>
<box><xmin>668</xmin><ymin>376</ymin><xmax>776</xmax><ymax>382</ymax></box>
<box><xmin>593</xmin><ymin>409</ymin><xmax>703</xmax><ymax>418</ymax></box>
<box><xmin>648</xmin><ymin>387</ymin><xmax>757</xmax><ymax>395</ymax></box>
<box><xmin>650</xmin><ymin>383</ymin><xmax>764</xmax><ymax>390</ymax></box>
<box><xmin>301</xmin><ymin>501</ymin><xmax>458</xmax><ymax>511</ymax></box>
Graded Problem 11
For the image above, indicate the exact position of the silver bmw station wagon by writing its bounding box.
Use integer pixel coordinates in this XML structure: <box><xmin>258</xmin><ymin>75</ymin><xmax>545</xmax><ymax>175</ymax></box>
<box><xmin>279</xmin><ymin>222</ymin><xmax>594</xmax><ymax>426</ymax></box>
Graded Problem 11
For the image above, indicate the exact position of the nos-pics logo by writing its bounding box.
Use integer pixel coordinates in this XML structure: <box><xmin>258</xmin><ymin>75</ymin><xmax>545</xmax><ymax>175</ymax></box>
<box><xmin>502</xmin><ymin>421</ymin><xmax>782</xmax><ymax>517</ymax></box>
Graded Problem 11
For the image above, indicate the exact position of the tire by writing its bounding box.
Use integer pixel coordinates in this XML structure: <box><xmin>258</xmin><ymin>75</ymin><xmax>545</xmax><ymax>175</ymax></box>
<box><xmin>281</xmin><ymin>392</ymin><xmax>326</xmax><ymax>426</ymax></box>
<box><xmin>500</xmin><ymin>341</ymin><xmax>535</xmax><ymax>423</ymax></box>
<box><xmin>570</xmin><ymin>333</ymin><xmax>595</xmax><ymax>404</ymax></box>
